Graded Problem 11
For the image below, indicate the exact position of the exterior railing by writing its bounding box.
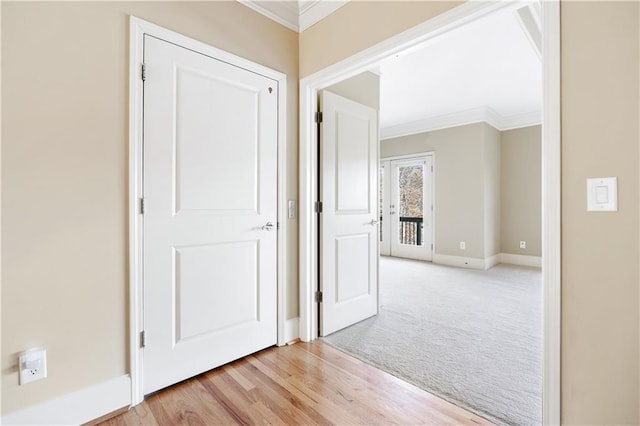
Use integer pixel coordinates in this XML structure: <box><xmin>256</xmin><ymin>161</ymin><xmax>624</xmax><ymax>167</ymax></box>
<box><xmin>399</xmin><ymin>216</ymin><xmax>423</xmax><ymax>246</ymax></box>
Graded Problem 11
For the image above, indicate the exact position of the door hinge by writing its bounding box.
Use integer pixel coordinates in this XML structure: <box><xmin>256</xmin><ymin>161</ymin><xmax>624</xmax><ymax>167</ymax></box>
<box><xmin>141</xmin><ymin>64</ymin><xmax>146</xmax><ymax>81</ymax></box>
<box><xmin>314</xmin><ymin>201</ymin><xmax>323</xmax><ymax>213</ymax></box>
<box><xmin>315</xmin><ymin>111</ymin><xmax>323</xmax><ymax>123</ymax></box>
<box><xmin>140</xmin><ymin>331</ymin><xmax>146</xmax><ymax>348</ymax></box>
<box><xmin>431</xmin><ymin>165</ymin><xmax>433</xmax><ymax>173</ymax></box>
<box><xmin>431</xmin><ymin>243</ymin><xmax>434</xmax><ymax>251</ymax></box>
<box><xmin>315</xmin><ymin>291</ymin><xmax>323</xmax><ymax>303</ymax></box>
<box><xmin>431</xmin><ymin>204</ymin><xmax>433</xmax><ymax>212</ymax></box>
<box><xmin>140</xmin><ymin>198</ymin><xmax>145</xmax><ymax>214</ymax></box>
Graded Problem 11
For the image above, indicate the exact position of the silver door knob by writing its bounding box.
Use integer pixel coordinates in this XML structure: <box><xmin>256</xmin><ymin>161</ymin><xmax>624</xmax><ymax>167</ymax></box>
<box><xmin>370</xmin><ymin>219</ymin><xmax>379</xmax><ymax>226</ymax></box>
<box><xmin>262</xmin><ymin>221</ymin><xmax>275</xmax><ymax>231</ymax></box>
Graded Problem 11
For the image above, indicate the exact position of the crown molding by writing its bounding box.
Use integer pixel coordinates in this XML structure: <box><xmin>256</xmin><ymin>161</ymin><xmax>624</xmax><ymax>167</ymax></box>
<box><xmin>238</xmin><ymin>0</ymin><xmax>300</xmax><ymax>31</ymax></box>
<box><xmin>238</xmin><ymin>0</ymin><xmax>348</xmax><ymax>32</ymax></box>
<box><xmin>380</xmin><ymin>107</ymin><xmax>541</xmax><ymax>140</ymax></box>
<box><xmin>299</xmin><ymin>1</ymin><xmax>349</xmax><ymax>31</ymax></box>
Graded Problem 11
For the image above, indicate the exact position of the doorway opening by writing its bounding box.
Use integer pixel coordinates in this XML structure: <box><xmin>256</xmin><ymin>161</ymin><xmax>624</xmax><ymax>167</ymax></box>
<box><xmin>300</xmin><ymin>1</ymin><xmax>560</xmax><ymax>424</ymax></box>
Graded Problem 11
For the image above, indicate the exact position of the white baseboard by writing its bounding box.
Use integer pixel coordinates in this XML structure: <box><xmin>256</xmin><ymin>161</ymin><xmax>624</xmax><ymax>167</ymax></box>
<box><xmin>284</xmin><ymin>317</ymin><xmax>300</xmax><ymax>343</ymax></box>
<box><xmin>499</xmin><ymin>253</ymin><xmax>542</xmax><ymax>268</ymax></box>
<box><xmin>433</xmin><ymin>253</ymin><xmax>486</xmax><ymax>270</ymax></box>
<box><xmin>485</xmin><ymin>254</ymin><xmax>500</xmax><ymax>269</ymax></box>
<box><xmin>1</xmin><ymin>374</ymin><xmax>131</xmax><ymax>425</ymax></box>
<box><xmin>432</xmin><ymin>253</ymin><xmax>538</xmax><ymax>270</ymax></box>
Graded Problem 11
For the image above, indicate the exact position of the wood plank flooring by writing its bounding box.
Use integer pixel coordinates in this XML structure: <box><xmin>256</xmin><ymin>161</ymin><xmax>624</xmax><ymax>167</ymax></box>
<box><xmin>100</xmin><ymin>341</ymin><xmax>492</xmax><ymax>425</ymax></box>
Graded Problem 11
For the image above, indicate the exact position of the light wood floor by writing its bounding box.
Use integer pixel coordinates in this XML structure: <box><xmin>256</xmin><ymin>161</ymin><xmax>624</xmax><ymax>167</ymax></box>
<box><xmin>100</xmin><ymin>341</ymin><xmax>492</xmax><ymax>425</ymax></box>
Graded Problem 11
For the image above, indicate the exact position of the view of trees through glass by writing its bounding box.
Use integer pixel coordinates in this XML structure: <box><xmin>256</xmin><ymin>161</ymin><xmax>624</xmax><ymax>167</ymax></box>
<box><xmin>398</xmin><ymin>165</ymin><xmax>424</xmax><ymax>246</ymax></box>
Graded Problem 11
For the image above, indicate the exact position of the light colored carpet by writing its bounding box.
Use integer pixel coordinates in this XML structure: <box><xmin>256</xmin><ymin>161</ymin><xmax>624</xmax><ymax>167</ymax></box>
<box><xmin>323</xmin><ymin>256</ymin><xmax>542</xmax><ymax>426</ymax></box>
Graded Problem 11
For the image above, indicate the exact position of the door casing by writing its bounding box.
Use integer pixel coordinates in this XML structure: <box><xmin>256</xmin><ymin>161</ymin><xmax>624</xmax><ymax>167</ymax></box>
<box><xmin>299</xmin><ymin>1</ymin><xmax>561</xmax><ymax>424</ymax></box>
<box><xmin>129</xmin><ymin>16</ymin><xmax>288</xmax><ymax>406</ymax></box>
<box><xmin>382</xmin><ymin>153</ymin><xmax>435</xmax><ymax>261</ymax></box>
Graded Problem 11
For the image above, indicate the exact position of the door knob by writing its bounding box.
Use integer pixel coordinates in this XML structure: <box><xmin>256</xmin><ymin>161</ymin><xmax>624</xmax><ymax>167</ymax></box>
<box><xmin>261</xmin><ymin>221</ymin><xmax>275</xmax><ymax>231</ymax></box>
<box><xmin>370</xmin><ymin>219</ymin><xmax>379</xmax><ymax>226</ymax></box>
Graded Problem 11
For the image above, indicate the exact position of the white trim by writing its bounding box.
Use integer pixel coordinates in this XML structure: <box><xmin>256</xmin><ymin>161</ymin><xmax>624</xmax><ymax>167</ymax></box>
<box><xmin>299</xmin><ymin>0</ymin><xmax>349</xmax><ymax>32</ymax></box>
<box><xmin>1</xmin><ymin>375</ymin><xmax>130</xmax><ymax>425</ymax></box>
<box><xmin>299</xmin><ymin>1</ymin><xmax>560</xmax><ymax>424</ymax></box>
<box><xmin>485</xmin><ymin>253</ymin><xmax>501</xmax><ymax>269</ymax></box>
<box><xmin>284</xmin><ymin>317</ymin><xmax>300</xmax><ymax>343</ymax></box>
<box><xmin>380</xmin><ymin>106</ymin><xmax>541</xmax><ymax>140</ymax></box>
<box><xmin>276</xmin><ymin>71</ymin><xmax>289</xmax><ymax>348</ymax></box>
<box><xmin>129</xmin><ymin>16</ymin><xmax>288</xmax><ymax>406</ymax></box>
<box><xmin>541</xmin><ymin>1</ymin><xmax>561</xmax><ymax>424</ymax></box>
<box><xmin>500</xmin><ymin>253</ymin><xmax>542</xmax><ymax>268</ymax></box>
<box><xmin>237</xmin><ymin>0</ymin><xmax>299</xmax><ymax>32</ymax></box>
<box><xmin>515</xmin><ymin>3</ymin><xmax>542</xmax><ymax>59</ymax></box>
<box><xmin>432</xmin><ymin>253</ymin><xmax>487</xmax><ymax>270</ymax></box>
<box><xmin>236</xmin><ymin>0</ymin><xmax>349</xmax><ymax>33</ymax></box>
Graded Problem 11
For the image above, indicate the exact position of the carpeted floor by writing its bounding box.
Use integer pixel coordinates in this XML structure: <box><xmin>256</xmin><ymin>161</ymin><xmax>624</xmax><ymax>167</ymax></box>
<box><xmin>323</xmin><ymin>256</ymin><xmax>542</xmax><ymax>426</ymax></box>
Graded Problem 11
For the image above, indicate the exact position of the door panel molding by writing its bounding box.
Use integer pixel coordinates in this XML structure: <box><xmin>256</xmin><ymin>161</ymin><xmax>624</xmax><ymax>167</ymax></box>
<box><xmin>129</xmin><ymin>16</ymin><xmax>287</xmax><ymax>407</ymax></box>
<box><xmin>299</xmin><ymin>1</ymin><xmax>560</xmax><ymax>424</ymax></box>
<box><xmin>320</xmin><ymin>91</ymin><xmax>378</xmax><ymax>337</ymax></box>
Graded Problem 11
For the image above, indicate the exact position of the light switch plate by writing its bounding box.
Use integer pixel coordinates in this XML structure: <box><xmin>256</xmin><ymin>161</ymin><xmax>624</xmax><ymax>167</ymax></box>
<box><xmin>587</xmin><ymin>177</ymin><xmax>617</xmax><ymax>212</ymax></box>
<box><xmin>288</xmin><ymin>200</ymin><xmax>296</xmax><ymax>219</ymax></box>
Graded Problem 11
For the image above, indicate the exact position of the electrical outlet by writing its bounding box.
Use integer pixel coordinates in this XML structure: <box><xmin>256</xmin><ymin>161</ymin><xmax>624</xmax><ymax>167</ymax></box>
<box><xmin>520</xmin><ymin>241</ymin><xmax>526</xmax><ymax>249</ymax></box>
<box><xmin>19</xmin><ymin>348</ymin><xmax>47</xmax><ymax>385</ymax></box>
<box><xmin>459</xmin><ymin>241</ymin><xmax>466</xmax><ymax>250</ymax></box>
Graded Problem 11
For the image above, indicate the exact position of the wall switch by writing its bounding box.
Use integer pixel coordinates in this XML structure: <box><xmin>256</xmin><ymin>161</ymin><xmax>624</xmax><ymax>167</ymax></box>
<box><xmin>520</xmin><ymin>241</ymin><xmax>526</xmax><ymax>249</ymax></box>
<box><xmin>459</xmin><ymin>241</ymin><xmax>466</xmax><ymax>250</ymax></box>
<box><xmin>587</xmin><ymin>177</ymin><xmax>618</xmax><ymax>211</ymax></box>
<box><xmin>288</xmin><ymin>200</ymin><xmax>296</xmax><ymax>219</ymax></box>
<box><xmin>19</xmin><ymin>348</ymin><xmax>47</xmax><ymax>385</ymax></box>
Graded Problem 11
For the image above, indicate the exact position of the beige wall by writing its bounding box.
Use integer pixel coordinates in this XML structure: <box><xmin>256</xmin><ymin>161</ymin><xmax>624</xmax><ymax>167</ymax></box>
<box><xmin>311</xmin><ymin>1</ymin><xmax>640</xmax><ymax>421</ymax></box>
<box><xmin>501</xmin><ymin>126</ymin><xmax>541</xmax><ymax>256</ymax></box>
<box><xmin>300</xmin><ymin>1</ymin><xmax>461</xmax><ymax>77</ymax></box>
<box><xmin>483</xmin><ymin>125</ymin><xmax>501</xmax><ymax>258</ymax></box>
<box><xmin>325</xmin><ymin>71</ymin><xmax>380</xmax><ymax>110</ymax></box>
<box><xmin>382</xmin><ymin>123</ymin><xmax>490</xmax><ymax>260</ymax></box>
<box><xmin>382</xmin><ymin>124</ymin><xmax>541</xmax><ymax>260</ymax></box>
<box><xmin>1</xmin><ymin>1</ymin><xmax>298</xmax><ymax>415</ymax></box>
<box><xmin>561</xmin><ymin>2</ymin><xmax>639</xmax><ymax>423</ymax></box>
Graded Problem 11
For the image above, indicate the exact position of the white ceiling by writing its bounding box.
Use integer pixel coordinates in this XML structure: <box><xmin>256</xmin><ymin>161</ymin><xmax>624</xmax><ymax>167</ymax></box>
<box><xmin>239</xmin><ymin>1</ymin><xmax>542</xmax><ymax>137</ymax></box>
<box><xmin>379</xmin><ymin>5</ymin><xmax>542</xmax><ymax>139</ymax></box>
<box><xmin>238</xmin><ymin>0</ymin><xmax>349</xmax><ymax>32</ymax></box>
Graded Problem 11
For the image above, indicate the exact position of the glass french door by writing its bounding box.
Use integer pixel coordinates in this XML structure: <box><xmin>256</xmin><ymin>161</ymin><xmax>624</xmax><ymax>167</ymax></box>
<box><xmin>379</xmin><ymin>155</ymin><xmax>433</xmax><ymax>261</ymax></box>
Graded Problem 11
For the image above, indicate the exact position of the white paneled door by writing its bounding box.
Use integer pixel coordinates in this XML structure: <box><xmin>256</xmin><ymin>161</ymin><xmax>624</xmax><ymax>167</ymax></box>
<box><xmin>319</xmin><ymin>91</ymin><xmax>378</xmax><ymax>336</ymax></box>
<box><xmin>143</xmin><ymin>35</ymin><xmax>278</xmax><ymax>394</ymax></box>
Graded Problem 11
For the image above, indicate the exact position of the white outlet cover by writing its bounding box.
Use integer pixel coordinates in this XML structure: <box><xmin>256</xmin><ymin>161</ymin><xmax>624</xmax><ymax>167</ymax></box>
<box><xmin>19</xmin><ymin>348</ymin><xmax>47</xmax><ymax>385</ymax></box>
<box><xmin>587</xmin><ymin>177</ymin><xmax>617</xmax><ymax>212</ymax></box>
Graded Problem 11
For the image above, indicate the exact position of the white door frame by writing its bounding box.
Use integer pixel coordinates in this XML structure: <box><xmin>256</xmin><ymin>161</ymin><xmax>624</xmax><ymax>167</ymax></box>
<box><xmin>129</xmin><ymin>16</ymin><xmax>288</xmax><ymax>406</ymax></box>
<box><xmin>299</xmin><ymin>1</ymin><xmax>560</xmax><ymax>424</ymax></box>
<box><xmin>382</xmin><ymin>153</ymin><xmax>435</xmax><ymax>261</ymax></box>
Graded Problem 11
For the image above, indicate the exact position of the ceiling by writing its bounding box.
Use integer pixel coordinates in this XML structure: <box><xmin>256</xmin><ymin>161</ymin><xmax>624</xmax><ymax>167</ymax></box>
<box><xmin>238</xmin><ymin>0</ymin><xmax>349</xmax><ymax>32</ymax></box>
<box><xmin>239</xmin><ymin>1</ymin><xmax>542</xmax><ymax>138</ymax></box>
<box><xmin>379</xmin><ymin>4</ymin><xmax>542</xmax><ymax>139</ymax></box>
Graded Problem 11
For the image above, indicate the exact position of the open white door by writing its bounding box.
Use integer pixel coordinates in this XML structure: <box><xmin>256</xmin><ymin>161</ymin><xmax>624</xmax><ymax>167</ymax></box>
<box><xmin>319</xmin><ymin>91</ymin><xmax>378</xmax><ymax>337</ymax></box>
<box><xmin>142</xmin><ymin>35</ymin><xmax>278</xmax><ymax>394</ymax></box>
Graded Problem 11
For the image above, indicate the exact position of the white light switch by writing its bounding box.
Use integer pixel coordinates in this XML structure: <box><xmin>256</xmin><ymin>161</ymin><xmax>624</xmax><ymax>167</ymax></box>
<box><xmin>587</xmin><ymin>177</ymin><xmax>617</xmax><ymax>212</ymax></box>
<box><xmin>288</xmin><ymin>200</ymin><xmax>296</xmax><ymax>219</ymax></box>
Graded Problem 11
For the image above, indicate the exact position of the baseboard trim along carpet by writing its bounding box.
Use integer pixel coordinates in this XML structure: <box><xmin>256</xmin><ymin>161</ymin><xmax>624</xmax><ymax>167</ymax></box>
<box><xmin>433</xmin><ymin>253</ymin><xmax>542</xmax><ymax>270</ymax></box>
<box><xmin>1</xmin><ymin>374</ymin><xmax>131</xmax><ymax>425</ymax></box>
